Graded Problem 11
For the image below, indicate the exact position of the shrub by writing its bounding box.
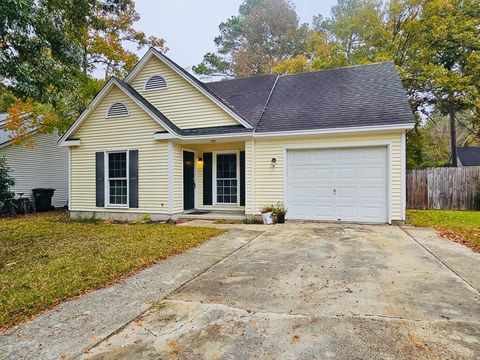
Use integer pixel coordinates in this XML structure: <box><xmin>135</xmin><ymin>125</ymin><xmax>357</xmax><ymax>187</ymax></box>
<box><xmin>0</xmin><ymin>156</ymin><xmax>15</xmax><ymax>203</ymax></box>
<box><xmin>260</xmin><ymin>205</ymin><xmax>273</xmax><ymax>214</ymax></box>
<box><xmin>474</xmin><ymin>185</ymin><xmax>480</xmax><ymax>211</ymax></box>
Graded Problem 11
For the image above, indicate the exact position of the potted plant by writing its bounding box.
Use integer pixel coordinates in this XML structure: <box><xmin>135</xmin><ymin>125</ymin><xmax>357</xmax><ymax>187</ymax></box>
<box><xmin>260</xmin><ymin>205</ymin><xmax>274</xmax><ymax>224</ymax></box>
<box><xmin>272</xmin><ymin>202</ymin><xmax>287</xmax><ymax>224</ymax></box>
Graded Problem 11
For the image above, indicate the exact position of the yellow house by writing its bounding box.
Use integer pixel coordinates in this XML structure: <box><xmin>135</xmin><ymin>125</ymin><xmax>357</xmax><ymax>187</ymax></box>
<box><xmin>59</xmin><ymin>48</ymin><xmax>414</xmax><ymax>224</ymax></box>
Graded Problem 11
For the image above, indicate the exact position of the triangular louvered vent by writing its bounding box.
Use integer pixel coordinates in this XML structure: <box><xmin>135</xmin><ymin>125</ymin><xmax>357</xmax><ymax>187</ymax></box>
<box><xmin>145</xmin><ymin>75</ymin><xmax>167</xmax><ymax>90</ymax></box>
<box><xmin>107</xmin><ymin>102</ymin><xmax>129</xmax><ymax>117</ymax></box>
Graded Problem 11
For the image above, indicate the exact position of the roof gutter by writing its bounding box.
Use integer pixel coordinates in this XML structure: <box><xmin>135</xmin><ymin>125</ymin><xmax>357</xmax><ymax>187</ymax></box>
<box><xmin>253</xmin><ymin>123</ymin><xmax>415</xmax><ymax>138</ymax></box>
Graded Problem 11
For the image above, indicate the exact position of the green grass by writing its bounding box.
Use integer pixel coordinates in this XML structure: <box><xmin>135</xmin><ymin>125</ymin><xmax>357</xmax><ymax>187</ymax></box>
<box><xmin>407</xmin><ymin>210</ymin><xmax>480</xmax><ymax>251</ymax></box>
<box><xmin>0</xmin><ymin>211</ymin><xmax>224</xmax><ymax>330</ymax></box>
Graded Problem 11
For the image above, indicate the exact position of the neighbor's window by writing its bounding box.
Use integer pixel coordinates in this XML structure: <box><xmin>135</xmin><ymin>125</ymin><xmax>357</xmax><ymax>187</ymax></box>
<box><xmin>216</xmin><ymin>153</ymin><xmax>238</xmax><ymax>204</ymax></box>
<box><xmin>108</xmin><ymin>152</ymin><xmax>128</xmax><ymax>206</ymax></box>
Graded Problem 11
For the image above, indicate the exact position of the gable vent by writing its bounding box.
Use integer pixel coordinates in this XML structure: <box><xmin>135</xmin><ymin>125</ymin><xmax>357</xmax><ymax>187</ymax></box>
<box><xmin>145</xmin><ymin>75</ymin><xmax>167</xmax><ymax>90</ymax></box>
<box><xmin>107</xmin><ymin>102</ymin><xmax>129</xmax><ymax>117</ymax></box>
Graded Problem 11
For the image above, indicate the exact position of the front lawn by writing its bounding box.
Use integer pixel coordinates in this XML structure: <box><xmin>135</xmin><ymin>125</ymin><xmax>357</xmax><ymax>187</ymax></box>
<box><xmin>407</xmin><ymin>210</ymin><xmax>480</xmax><ymax>252</ymax></box>
<box><xmin>0</xmin><ymin>212</ymin><xmax>223</xmax><ymax>330</ymax></box>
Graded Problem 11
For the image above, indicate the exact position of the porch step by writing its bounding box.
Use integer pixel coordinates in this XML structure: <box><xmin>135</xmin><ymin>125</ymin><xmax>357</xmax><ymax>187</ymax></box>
<box><xmin>180</xmin><ymin>210</ymin><xmax>246</xmax><ymax>221</ymax></box>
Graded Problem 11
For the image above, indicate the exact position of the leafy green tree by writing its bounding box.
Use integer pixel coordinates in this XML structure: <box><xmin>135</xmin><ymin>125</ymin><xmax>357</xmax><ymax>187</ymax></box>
<box><xmin>1</xmin><ymin>0</ymin><xmax>166</xmax><ymax>141</ymax></box>
<box><xmin>313</xmin><ymin>0</ymin><xmax>386</xmax><ymax>63</ymax></box>
<box><xmin>194</xmin><ymin>0</ymin><xmax>308</xmax><ymax>77</ymax></box>
<box><xmin>403</xmin><ymin>0</ymin><xmax>480</xmax><ymax>166</ymax></box>
<box><xmin>274</xmin><ymin>0</ymin><xmax>480</xmax><ymax>168</ymax></box>
<box><xmin>83</xmin><ymin>1</ymin><xmax>166</xmax><ymax>79</ymax></box>
<box><xmin>0</xmin><ymin>156</ymin><xmax>15</xmax><ymax>204</ymax></box>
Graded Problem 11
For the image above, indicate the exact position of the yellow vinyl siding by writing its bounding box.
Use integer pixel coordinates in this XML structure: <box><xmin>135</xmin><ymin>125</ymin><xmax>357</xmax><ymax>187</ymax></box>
<box><xmin>129</xmin><ymin>56</ymin><xmax>239</xmax><ymax>129</ymax></box>
<box><xmin>70</xmin><ymin>86</ymin><xmax>169</xmax><ymax>214</ymax></box>
<box><xmin>251</xmin><ymin>131</ymin><xmax>404</xmax><ymax>221</ymax></box>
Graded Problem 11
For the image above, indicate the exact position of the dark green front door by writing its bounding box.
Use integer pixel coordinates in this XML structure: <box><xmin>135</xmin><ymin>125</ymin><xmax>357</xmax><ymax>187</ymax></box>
<box><xmin>183</xmin><ymin>151</ymin><xmax>195</xmax><ymax>210</ymax></box>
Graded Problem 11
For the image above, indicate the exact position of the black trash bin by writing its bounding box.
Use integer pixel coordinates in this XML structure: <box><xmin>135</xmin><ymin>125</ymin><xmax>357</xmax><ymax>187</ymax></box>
<box><xmin>32</xmin><ymin>188</ymin><xmax>55</xmax><ymax>212</ymax></box>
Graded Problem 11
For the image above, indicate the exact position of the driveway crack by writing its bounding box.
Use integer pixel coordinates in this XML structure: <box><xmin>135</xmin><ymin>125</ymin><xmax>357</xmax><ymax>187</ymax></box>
<box><xmin>162</xmin><ymin>299</ymin><xmax>461</xmax><ymax>324</ymax></box>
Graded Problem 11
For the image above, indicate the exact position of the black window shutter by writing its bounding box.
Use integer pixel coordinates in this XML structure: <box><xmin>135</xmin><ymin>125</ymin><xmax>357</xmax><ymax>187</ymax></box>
<box><xmin>203</xmin><ymin>152</ymin><xmax>213</xmax><ymax>205</ymax></box>
<box><xmin>129</xmin><ymin>150</ymin><xmax>139</xmax><ymax>208</ymax></box>
<box><xmin>95</xmin><ymin>152</ymin><xmax>105</xmax><ymax>207</ymax></box>
<box><xmin>240</xmin><ymin>151</ymin><xmax>245</xmax><ymax>206</ymax></box>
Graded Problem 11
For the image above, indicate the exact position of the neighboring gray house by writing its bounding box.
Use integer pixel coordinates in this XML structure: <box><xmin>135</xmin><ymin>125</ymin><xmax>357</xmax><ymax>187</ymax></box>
<box><xmin>0</xmin><ymin>114</ymin><xmax>68</xmax><ymax>208</ymax></box>
<box><xmin>457</xmin><ymin>147</ymin><xmax>480</xmax><ymax>167</ymax></box>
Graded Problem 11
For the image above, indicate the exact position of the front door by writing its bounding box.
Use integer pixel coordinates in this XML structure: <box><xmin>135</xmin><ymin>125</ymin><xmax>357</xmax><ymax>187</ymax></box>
<box><xmin>183</xmin><ymin>151</ymin><xmax>195</xmax><ymax>210</ymax></box>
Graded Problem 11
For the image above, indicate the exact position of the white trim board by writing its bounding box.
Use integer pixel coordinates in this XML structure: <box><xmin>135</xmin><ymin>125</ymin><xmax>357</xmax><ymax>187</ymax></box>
<box><xmin>104</xmin><ymin>150</ymin><xmax>130</xmax><ymax>209</ymax></box>
<box><xmin>254</xmin><ymin>124</ymin><xmax>414</xmax><ymax>138</ymax></box>
<box><xmin>400</xmin><ymin>131</ymin><xmax>407</xmax><ymax>221</ymax></box>
<box><xmin>151</xmin><ymin>124</ymin><xmax>413</xmax><ymax>143</ymax></box>
<box><xmin>212</xmin><ymin>150</ymin><xmax>241</xmax><ymax>207</ymax></box>
<box><xmin>167</xmin><ymin>142</ymin><xmax>174</xmax><ymax>215</ymax></box>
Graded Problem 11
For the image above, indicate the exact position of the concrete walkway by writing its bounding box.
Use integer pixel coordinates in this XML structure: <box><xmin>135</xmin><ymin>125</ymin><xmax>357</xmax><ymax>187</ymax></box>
<box><xmin>0</xmin><ymin>229</ymin><xmax>264</xmax><ymax>359</ymax></box>
<box><xmin>1</xmin><ymin>222</ymin><xmax>479</xmax><ymax>359</ymax></box>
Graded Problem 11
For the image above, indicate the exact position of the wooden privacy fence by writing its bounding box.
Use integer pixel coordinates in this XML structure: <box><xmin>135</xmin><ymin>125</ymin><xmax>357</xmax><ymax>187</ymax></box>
<box><xmin>407</xmin><ymin>167</ymin><xmax>480</xmax><ymax>210</ymax></box>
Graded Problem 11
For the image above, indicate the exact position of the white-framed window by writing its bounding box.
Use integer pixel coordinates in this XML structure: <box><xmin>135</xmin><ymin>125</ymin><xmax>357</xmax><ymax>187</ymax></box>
<box><xmin>213</xmin><ymin>152</ymin><xmax>239</xmax><ymax>205</ymax></box>
<box><xmin>107</xmin><ymin>102</ymin><xmax>129</xmax><ymax>117</ymax></box>
<box><xmin>144</xmin><ymin>75</ymin><xmax>167</xmax><ymax>91</ymax></box>
<box><xmin>106</xmin><ymin>151</ymin><xmax>128</xmax><ymax>207</ymax></box>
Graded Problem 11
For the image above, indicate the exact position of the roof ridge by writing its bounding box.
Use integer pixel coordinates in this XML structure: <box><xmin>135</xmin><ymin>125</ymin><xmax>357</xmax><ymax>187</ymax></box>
<box><xmin>280</xmin><ymin>61</ymin><xmax>395</xmax><ymax>78</ymax></box>
<box><xmin>203</xmin><ymin>61</ymin><xmax>394</xmax><ymax>84</ymax></box>
<box><xmin>254</xmin><ymin>74</ymin><xmax>280</xmax><ymax>133</ymax></box>
<box><xmin>205</xmin><ymin>73</ymin><xmax>278</xmax><ymax>85</ymax></box>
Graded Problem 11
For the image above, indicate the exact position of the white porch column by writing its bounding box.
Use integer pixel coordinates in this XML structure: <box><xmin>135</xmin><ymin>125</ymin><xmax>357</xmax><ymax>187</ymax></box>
<box><xmin>245</xmin><ymin>139</ymin><xmax>255</xmax><ymax>215</ymax></box>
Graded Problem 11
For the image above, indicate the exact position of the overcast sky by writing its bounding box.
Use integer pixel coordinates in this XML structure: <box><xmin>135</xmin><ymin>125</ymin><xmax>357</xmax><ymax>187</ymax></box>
<box><xmin>130</xmin><ymin>0</ymin><xmax>337</xmax><ymax>70</ymax></box>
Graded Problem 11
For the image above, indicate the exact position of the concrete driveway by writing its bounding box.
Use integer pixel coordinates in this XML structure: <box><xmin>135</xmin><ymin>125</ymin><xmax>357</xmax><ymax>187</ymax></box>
<box><xmin>83</xmin><ymin>222</ymin><xmax>480</xmax><ymax>360</ymax></box>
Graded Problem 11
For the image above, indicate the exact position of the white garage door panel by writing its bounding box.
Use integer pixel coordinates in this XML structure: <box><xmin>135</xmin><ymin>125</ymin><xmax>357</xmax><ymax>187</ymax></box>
<box><xmin>287</xmin><ymin>147</ymin><xmax>388</xmax><ymax>223</ymax></box>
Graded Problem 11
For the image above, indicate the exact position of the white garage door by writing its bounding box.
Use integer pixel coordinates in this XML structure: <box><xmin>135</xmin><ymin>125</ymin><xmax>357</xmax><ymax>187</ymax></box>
<box><xmin>286</xmin><ymin>147</ymin><xmax>388</xmax><ymax>223</ymax></box>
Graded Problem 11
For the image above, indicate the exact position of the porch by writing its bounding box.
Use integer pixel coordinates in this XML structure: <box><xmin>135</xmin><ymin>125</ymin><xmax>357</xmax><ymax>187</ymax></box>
<box><xmin>178</xmin><ymin>141</ymin><xmax>247</xmax><ymax>215</ymax></box>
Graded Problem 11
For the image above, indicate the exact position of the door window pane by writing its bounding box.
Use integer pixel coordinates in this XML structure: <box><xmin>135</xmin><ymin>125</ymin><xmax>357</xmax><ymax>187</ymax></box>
<box><xmin>216</xmin><ymin>154</ymin><xmax>237</xmax><ymax>204</ymax></box>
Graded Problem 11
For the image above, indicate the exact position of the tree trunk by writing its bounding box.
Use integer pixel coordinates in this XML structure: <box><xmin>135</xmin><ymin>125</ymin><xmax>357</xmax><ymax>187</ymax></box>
<box><xmin>449</xmin><ymin>102</ymin><xmax>458</xmax><ymax>167</ymax></box>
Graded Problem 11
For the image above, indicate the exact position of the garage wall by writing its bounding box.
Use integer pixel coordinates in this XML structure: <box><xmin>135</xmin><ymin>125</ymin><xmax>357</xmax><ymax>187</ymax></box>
<box><xmin>250</xmin><ymin>131</ymin><xmax>405</xmax><ymax>221</ymax></box>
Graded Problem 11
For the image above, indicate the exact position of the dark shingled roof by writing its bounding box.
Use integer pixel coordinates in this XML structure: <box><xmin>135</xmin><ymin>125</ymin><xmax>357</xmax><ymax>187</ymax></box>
<box><xmin>206</xmin><ymin>62</ymin><xmax>415</xmax><ymax>133</ymax></box>
<box><xmin>109</xmin><ymin>61</ymin><xmax>414</xmax><ymax>137</ymax></box>
<box><xmin>205</xmin><ymin>74</ymin><xmax>278</xmax><ymax>128</ymax></box>
<box><xmin>457</xmin><ymin>147</ymin><xmax>480</xmax><ymax>166</ymax></box>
